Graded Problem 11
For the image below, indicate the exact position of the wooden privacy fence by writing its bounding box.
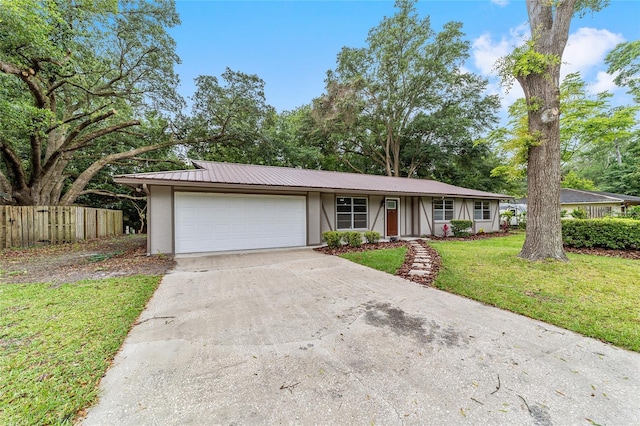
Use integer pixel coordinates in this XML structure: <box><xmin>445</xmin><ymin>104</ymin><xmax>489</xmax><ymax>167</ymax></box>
<box><xmin>1</xmin><ymin>206</ymin><xmax>123</xmax><ymax>248</ymax></box>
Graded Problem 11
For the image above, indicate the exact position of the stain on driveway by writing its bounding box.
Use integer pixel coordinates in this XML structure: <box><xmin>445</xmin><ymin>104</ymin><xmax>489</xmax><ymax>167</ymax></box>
<box><xmin>83</xmin><ymin>248</ymin><xmax>640</xmax><ymax>425</ymax></box>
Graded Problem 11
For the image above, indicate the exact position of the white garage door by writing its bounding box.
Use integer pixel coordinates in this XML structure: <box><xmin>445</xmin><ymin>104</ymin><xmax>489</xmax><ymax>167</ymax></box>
<box><xmin>174</xmin><ymin>192</ymin><xmax>306</xmax><ymax>254</ymax></box>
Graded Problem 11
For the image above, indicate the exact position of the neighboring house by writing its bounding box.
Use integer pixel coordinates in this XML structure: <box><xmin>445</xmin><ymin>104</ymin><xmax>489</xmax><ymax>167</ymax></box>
<box><xmin>518</xmin><ymin>189</ymin><xmax>640</xmax><ymax>219</ymax></box>
<box><xmin>499</xmin><ymin>203</ymin><xmax>527</xmax><ymax>226</ymax></box>
<box><xmin>115</xmin><ymin>160</ymin><xmax>509</xmax><ymax>255</ymax></box>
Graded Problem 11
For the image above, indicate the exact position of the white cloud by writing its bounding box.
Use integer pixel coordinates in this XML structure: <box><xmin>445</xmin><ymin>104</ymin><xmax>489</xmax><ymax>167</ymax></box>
<box><xmin>471</xmin><ymin>25</ymin><xmax>528</xmax><ymax>117</ymax></box>
<box><xmin>491</xmin><ymin>0</ymin><xmax>509</xmax><ymax>6</ymax></box>
<box><xmin>472</xmin><ymin>33</ymin><xmax>511</xmax><ymax>75</ymax></box>
<box><xmin>589</xmin><ymin>70</ymin><xmax>619</xmax><ymax>94</ymax></box>
<box><xmin>472</xmin><ymin>24</ymin><xmax>528</xmax><ymax>76</ymax></box>
<box><xmin>562</xmin><ymin>27</ymin><xmax>625</xmax><ymax>78</ymax></box>
<box><xmin>471</xmin><ymin>25</ymin><xmax>627</xmax><ymax>122</ymax></box>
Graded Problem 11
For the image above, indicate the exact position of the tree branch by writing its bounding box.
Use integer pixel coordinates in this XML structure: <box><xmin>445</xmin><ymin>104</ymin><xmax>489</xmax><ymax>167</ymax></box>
<box><xmin>59</xmin><ymin>139</ymin><xmax>181</xmax><ymax>205</ymax></box>
<box><xmin>0</xmin><ymin>60</ymin><xmax>48</xmax><ymax>108</ymax></box>
<box><xmin>342</xmin><ymin>156</ymin><xmax>366</xmax><ymax>174</ymax></box>
<box><xmin>41</xmin><ymin>119</ymin><xmax>141</xmax><ymax>181</ymax></box>
<box><xmin>62</xmin><ymin>110</ymin><xmax>118</xmax><ymax>148</ymax></box>
<box><xmin>47</xmin><ymin>104</ymin><xmax>111</xmax><ymax>132</ymax></box>
<box><xmin>551</xmin><ymin>0</ymin><xmax>577</xmax><ymax>56</ymax></box>
<box><xmin>98</xmin><ymin>46</ymin><xmax>160</xmax><ymax>92</ymax></box>
<box><xmin>79</xmin><ymin>189</ymin><xmax>146</xmax><ymax>201</ymax></box>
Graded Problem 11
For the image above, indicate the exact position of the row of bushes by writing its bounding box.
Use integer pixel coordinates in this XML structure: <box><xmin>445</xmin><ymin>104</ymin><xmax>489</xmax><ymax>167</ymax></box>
<box><xmin>562</xmin><ymin>218</ymin><xmax>640</xmax><ymax>250</ymax></box>
<box><xmin>322</xmin><ymin>230</ymin><xmax>381</xmax><ymax>249</ymax></box>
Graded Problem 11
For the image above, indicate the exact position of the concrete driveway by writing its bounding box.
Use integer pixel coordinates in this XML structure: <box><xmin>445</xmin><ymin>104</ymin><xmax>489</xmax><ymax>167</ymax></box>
<box><xmin>83</xmin><ymin>248</ymin><xmax>640</xmax><ymax>425</ymax></box>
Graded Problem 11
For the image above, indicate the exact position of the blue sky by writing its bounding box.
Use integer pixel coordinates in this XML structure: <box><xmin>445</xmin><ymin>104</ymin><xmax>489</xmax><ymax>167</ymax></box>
<box><xmin>171</xmin><ymin>0</ymin><xmax>640</xmax><ymax>114</ymax></box>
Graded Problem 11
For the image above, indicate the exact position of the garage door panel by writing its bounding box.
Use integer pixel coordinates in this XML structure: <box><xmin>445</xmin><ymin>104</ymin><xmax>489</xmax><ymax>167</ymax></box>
<box><xmin>174</xmin><ymin>192</ymin><xmax>306</xmax><ymax>254</ymax></box>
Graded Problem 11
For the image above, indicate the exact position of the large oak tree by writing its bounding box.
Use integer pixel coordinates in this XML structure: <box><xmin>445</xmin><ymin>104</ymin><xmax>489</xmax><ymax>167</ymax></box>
<box><xmin>0</xmin><ymin>0</ymin><xmax>182</xmax><ymax>205</ymax></box>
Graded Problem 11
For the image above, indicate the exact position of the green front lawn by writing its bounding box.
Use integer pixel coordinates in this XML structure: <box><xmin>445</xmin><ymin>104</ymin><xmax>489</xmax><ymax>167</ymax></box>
<box><xmin>0</xmin><ymin>276</ymin><xmax>160</xmax><ymax>425</ymax></box>
<box><xmin>340</xmin><ymin>246</ymin><xmax>408</xmax><ymax>274</ymax></box>
<box><xmin>344</xmin><ymin>235</ymin><xmax>640</xmax><ymax>352</ymax></box>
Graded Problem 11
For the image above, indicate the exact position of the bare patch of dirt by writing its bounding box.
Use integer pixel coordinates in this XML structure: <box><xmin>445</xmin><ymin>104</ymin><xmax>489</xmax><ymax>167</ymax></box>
<box><xmin>0</xmin><ymin>235</ymin><xmax>174</xmax><ymax>285</ymax></box>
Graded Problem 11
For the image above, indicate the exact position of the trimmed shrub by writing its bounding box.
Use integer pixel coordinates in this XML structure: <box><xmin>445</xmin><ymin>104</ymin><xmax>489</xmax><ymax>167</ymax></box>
<box><xmin>562</xmin><ymin>218</ymin><xmax>640</xmax><ymax>249</ymax></box>
<box><xmin>450</xmin><ymin>220</ymin><xmax>472</xmax><ymax>237</ymax></box>
<box><xmin>570</xmin><ymin>208</ymin><xmax>588</xmax><ymax>219</ymax></box>
<box><xmin>323</xmin><ymin>231</ymin><xmax>343</xmax><ymax>249</ymax></box>
<box><xmin>364</xmin><ymin>231</ymin><xmax>381</xmax><ymax>244</ymax></box>
<box><xmin>342</xmin><ymin>231</ymin><xmax>363</xmax><ymax>247</ymax></box>
<box><xmin>625</xmin><ymin>206</ymin><xmax>640</xmax><ymax>220</ymax></box>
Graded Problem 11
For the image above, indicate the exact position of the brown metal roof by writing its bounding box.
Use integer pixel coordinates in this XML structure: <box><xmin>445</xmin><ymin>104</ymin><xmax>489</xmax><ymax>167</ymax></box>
<box><xmin>517</xmin><ymin>189</ymin><xmax>640</xmax><ymax>205</ymax></box>
<box><xmin>114</xmin><ymin>160</ymin><xmax>510</xmax><ymax>199</ymax></box>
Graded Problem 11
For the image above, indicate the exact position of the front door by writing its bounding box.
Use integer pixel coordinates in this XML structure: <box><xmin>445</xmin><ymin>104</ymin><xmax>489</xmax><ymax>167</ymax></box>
<box><xmin>386</xmin><ymin>198</ymin><xmax>399</xmax><ymax>237</ymax></box>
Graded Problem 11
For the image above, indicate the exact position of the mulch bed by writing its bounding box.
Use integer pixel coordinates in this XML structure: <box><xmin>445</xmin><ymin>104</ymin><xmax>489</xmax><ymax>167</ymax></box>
<box><xmin>564</xmin><ymin>246</ymin><xmax>640</xmax><ymax>260</ymax></box>
<box><xmin>315</xmin><ymin>239</ymin><xmax>442</xmax><ymax>287</ymax></box>
<box><xmin>395</xmin><ymin>240</ymin><xmax>442</xmax><ymax>287</ymax></box>
<box><xmin>313</xmin><ymin>240</ymin><xmax>408</xmax><ymax>256</ymax></box>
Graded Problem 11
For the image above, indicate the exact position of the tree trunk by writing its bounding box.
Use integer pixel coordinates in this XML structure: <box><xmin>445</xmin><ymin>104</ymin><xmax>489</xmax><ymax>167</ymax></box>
<box><xmin>519</xmin><ymin>90</ymin><xmax>568</xmax><ymax>261</ymax></box>
<box><xmin>517</xmin><ymin>0</ymin><xmax>576</xmax><ymax>261</ymax></box>
<box><xmin>519</xmin><ymin>97</ymin><xmax>568</xmax><ymax>260</ymax></box>
<box><xmin>615</xmin><ymin>140</ymin><xmax>623</xmax><ymax>166</ymax></box>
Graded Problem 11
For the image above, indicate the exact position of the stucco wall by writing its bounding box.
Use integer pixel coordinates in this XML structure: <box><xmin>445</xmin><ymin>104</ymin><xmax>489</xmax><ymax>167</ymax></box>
<box><xmin>320</xmin><ymin>193</ymin><xmax>335</xmax><ymax>234</ymax></box>
<box><xmin>418</xmin><ymin>197</ymin><xmax>433</xmax><ymax>236</ymax></box>
<box><xmin>307</xmin><ymin>192</ymin><xmax>322</xmax><ymax>246</ymax></box>
<box><xmin>369</xmin><ymin>195</ymin><xmax>385</xmax><ymax>236</ymax></box>
<box><xmin>148</xmin><ymin>185</ymin><xmax>173</xmax><ymax>254</ymax></box>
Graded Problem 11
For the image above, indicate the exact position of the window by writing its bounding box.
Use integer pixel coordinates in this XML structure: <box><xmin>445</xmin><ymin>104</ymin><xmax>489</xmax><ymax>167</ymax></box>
<box><xmin>336</xmin><ymin>197</ymin><xmax>368</xmax><ymax>229</ymax></box>
<box><xmin>474</xmin><ymin>201</ymin><xmax>491</xmax><ymax>220</ymax></box>
<box><xmin>434</xmin><ymin>199</ymin><xmax>453</xmax><ymax>221</ymax></box>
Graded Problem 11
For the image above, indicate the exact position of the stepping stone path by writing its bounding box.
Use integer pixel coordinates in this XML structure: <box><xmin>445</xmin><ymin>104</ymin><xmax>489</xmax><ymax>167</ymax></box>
<box><xmin>407</xmin><ymin>240</ymin><xmax>433</xmax><ymax>277</ymax></box>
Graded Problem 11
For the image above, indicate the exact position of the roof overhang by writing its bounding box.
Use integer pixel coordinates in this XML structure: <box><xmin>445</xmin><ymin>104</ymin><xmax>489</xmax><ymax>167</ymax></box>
<box><xmin>114</xmin><ymin>177</ymin><xmax>508</xmax><ymax>200</ymax></box>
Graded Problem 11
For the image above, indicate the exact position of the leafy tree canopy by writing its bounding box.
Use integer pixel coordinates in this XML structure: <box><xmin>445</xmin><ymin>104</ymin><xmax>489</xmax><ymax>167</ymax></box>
<box><xmin>606</xmin><ymin>40</ymin><xmax>640</xmax><ymax>103</ymax></box>
<box><xmin>0</xmin><ymin>0</ymin><xmax>182</xmax><ymax>205</ymax></box>
<box><xmin>311</xmin><ymin>0</ymin><xmax>500</xmax><ymax>181</ymax></box>
<box><xmin>485</xmin><ymin>73</ymin><xmax>638</xmax><ymax>190</ymax></box>
<box><xmin>561</xmin><ymin>170</ymin><xmax>596</xmax><ymax>190</ymax></box>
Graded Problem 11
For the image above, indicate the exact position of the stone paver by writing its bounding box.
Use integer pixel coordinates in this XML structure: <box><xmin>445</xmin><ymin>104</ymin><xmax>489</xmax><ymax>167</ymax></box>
<box><xmin>408</xmin><ymin>240</ymin><xmax>434</xmax><ymax>277</ymax></box>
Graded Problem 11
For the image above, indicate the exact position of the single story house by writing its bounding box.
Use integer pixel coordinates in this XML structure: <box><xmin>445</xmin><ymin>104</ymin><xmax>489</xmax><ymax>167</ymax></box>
<box><xmin>115</xmin><ymin>160</ymin><xmax>509</xmax><ymax>255</ymax></box>
<box><xmin>518</xmin><ymin>189</ymin><xmax>640</xmax><ymax>219</ymax></box>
